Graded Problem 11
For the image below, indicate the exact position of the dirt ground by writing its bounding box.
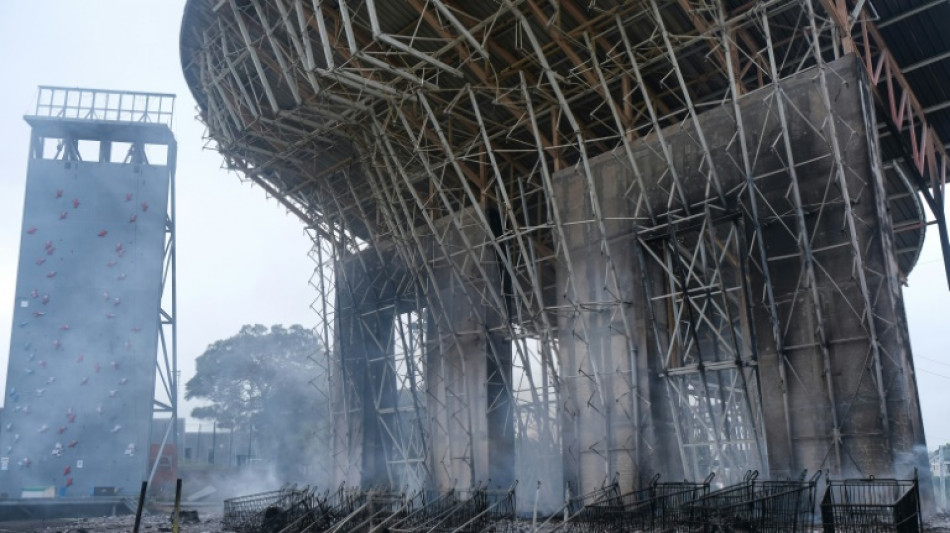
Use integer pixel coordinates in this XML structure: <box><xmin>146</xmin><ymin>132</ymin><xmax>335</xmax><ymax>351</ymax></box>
<box><xmin>0</xmin><ymin>510</ymin><xmax>224</xmax><ymax>533</ymax></box>
<box><xmin>2</xmin><ymin>512</ymin><xmax>950</xmax><ymax>532</ymax></box>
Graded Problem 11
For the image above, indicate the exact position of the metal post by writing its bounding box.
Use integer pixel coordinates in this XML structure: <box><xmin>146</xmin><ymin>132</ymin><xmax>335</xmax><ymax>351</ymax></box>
<box><xmin>133</xmin><ymin>481</ymin><xmax>148</xmax><ymax>533</ymax></box>
<box><xmin>172</xmin><ymin>478</ymin><xmax>182</xmax><ymax>533</ymax></box>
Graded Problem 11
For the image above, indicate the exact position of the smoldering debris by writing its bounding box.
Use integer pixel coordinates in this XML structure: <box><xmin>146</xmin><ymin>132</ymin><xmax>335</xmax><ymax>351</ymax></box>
<box><xmin>173</xmin><ymin>510</ymin><xmax>201</xmax><ymax>524</ymax></box>
<box><xmin>221</xmin><ymin>483</ymin><xmax>518</xmax><ymax>533</ymax></box>
<box><xmin>217</xmin><ymin>474</ymin><xmax>818</xmax><ymax>533</ymax></box>
<box><xmin>5</xmin><ymin>470</ymin><xmax>945</xmax><ymax>533</ymax></box>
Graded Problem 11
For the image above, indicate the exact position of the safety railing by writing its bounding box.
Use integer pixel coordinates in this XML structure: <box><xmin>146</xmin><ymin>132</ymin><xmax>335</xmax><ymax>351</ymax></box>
<box><xmin>33</xmin><ymin>86</ymin><xmax>174</xmax><ymax>126</ymax></box>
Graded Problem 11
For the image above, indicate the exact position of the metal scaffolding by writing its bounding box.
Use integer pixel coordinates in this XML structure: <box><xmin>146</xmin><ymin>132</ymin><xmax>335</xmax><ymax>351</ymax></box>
<box><xmin>180</xmin><ymin>0</ymin><xmax>946</xmax><ymax>511</ymax></box>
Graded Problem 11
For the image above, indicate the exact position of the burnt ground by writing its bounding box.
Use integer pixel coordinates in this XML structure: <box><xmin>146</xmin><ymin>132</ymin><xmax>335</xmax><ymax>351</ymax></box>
<box><xmin>1</xmin><ymin>513</ymin><xmax>950</xmax><ymax>532</ymax></box>
<box><xmin>0</xmin><ymin>510</ymin><xmax>224</xmax><ymax>533</ymax></box>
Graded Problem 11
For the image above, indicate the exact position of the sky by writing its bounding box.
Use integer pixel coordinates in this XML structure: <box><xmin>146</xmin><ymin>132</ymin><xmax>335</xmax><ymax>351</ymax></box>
<box><xmin>1</xmin><ymin>2</ymin><xmax>950</xmax><ymax>450</ymax></box>
<box><xmin>0</xmin><ymin>1</ymin><xmax>317</xmax><ymax>430</ymax></box>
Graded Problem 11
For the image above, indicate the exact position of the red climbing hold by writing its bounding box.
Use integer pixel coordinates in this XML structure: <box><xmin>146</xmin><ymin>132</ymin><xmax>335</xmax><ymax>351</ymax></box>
<box><xmin>125</xmin><ymin>193</ymin><xmax>132</xmax><ymax>202</ymax></box>
<box><xmin>31</xmin><ymin>289</ymin><xmax>38</xmax><ymax>299</ymax></box>
<box><xmin>65</xmin><ymin>477</ymin><xmax>73</xmax><ymax>487</ymax></box>
<box><xmin>46</xmin><ymin>246</ymin><xmax>55</xmax><ymax>256</ymax></box>
<box><xmin>66</xmin><ymin>413</ymin><xmax>76</xmax><ymax>424</ymax></box>
<box><xmin>141</xmin><ymin>201</ymin><xmax>148</xmax><ymax>212</ymax></box>
<box><xmin>44</xmin><ymin>241</ymin><xmax>52</xmax><ymax>249</ymax></box>
<box><xmin>76</xmin><ymin>354</ymin><xmax>84</xmax><ymax>363</ymax></box>
<box><xmin>35</xmin><ymin>258</ymin><xmax>46</xmax><ymax>266</ymax></box>
<box><xmin>58</xmin><ymin>427</ymin><xmax>66</xmax><ymax>434</ymax></box>
<box><xmin>46</xmin><ymin>271</ymin><xmax>57</xmax><ymax>278</ymax></box>
<box><xmin>26</xmin><ymin>227</ymin><xmax>37</xmax><ymax>235</ymax></box>
<box><xmin>72</xmin><ymin>198</ymin><xmax>79</xmax><ymax>209</ymax></box>
<box><xmin>67</xmin><ymin>441</ymin><xmax>78</xmax><ymax>448</ymax></box>
<box><xmin>97</xmin><ymin>230</ymin><xmax>108</xmax><ymax>237</ymax></box>
<box><xmin>59</xmin><ymin>211</ymin><xmax>67</xmax><ymax>220</ymax></box>
<box><xmin>128</xmin><ymin>214</ymin><xmax>137</xmax><ymax>223</ymax></box>
<box><xmin>60</xmin><ymin>324</ymin><xmax>70</xmax><ymax>331</ymax></box>
<box><xmin>64</xmin><ymin>466</ymin><xmax>70</xmax><ymax>476</ymax></box>
<box><xmin>107</xmin><ymin>260</ymin><xmax>116</xmax><ymax>268</ymax></box>
<box><xmin>55</xmin><ymin>189</ymin><xmax>63</xmax><ymax>198</ymax></box>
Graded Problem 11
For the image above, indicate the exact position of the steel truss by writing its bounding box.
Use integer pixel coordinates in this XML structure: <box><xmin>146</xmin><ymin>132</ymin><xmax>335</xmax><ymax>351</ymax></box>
<box><xmin>181</xmin><ymin>0</ymin><xmax>940</xmax><ymax>510</ymax></box>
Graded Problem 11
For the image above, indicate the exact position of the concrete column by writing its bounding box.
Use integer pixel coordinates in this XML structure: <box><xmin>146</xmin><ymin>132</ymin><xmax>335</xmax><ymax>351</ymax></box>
<box><xmin>548</xmin><ymin>56</ymin><xmax>928</xmax><ymax>493</ymax></box>
<box><xmin>750</xmin><ymin>58</ymin><xmax>929</xmax><ymax>482</ymax></box>
<box><xmin>553</xmin><ymin>159</ymin><xmax>680</xmax><ymax>495</ymax></box>
<box><xmin>424</xmin><ymin>208</ymin><xmax>513</xmax><ymax>490</ymax></box>
<box><xmin>335</xmin><ymin>248</ymin><xmax>399</xmax><ymax>487</ymax></box>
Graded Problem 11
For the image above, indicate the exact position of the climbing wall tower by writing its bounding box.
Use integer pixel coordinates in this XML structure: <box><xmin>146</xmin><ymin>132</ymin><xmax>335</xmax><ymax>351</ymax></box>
<box><xmin>0</xmin><ymin>87</ymin><xmax>178</xmax><ymax>498</ymax></box>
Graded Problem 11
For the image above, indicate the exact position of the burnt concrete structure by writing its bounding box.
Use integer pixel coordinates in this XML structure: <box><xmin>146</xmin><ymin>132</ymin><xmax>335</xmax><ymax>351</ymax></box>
<box><xmin>554</xmin><ymin>57</ymin><xmax>923</xmax><ymax>490</ymax></box>
<box><xmin>0</xmin><ymin>87</ymin><xmax>178</xmax><ymax>499</ymax></box>
<box><xmin>180</xmin><ymin>0</ymin><xmax>949</xmax><ymax>512</ymax></box>
<box><xmin>334</xmin><ymin>210</ymin><xmax>513</xmax><ymax>492</ymax></box>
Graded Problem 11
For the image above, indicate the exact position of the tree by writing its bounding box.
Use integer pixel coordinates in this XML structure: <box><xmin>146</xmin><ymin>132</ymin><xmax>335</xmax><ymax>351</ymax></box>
<box><xmin>185</xmin><ymin>324</ymin><xmax>329</xmax><ymax>483</ymax></box>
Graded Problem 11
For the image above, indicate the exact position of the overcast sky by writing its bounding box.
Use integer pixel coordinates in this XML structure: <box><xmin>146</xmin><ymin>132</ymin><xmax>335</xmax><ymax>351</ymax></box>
<box><xmin>1</xmin><ymin>1</ymin><xmax>950</xmax><ymax>449</ymax></box>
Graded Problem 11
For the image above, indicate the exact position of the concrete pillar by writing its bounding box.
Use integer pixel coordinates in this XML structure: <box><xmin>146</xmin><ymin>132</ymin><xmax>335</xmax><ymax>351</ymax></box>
<box><xmin>334</xmin><ymin>209</ymin><xmax>515</xmax><ymax>492</ymax></box>
<box><xmin>749</xmin><ymin>58</ymin><xmax>929</xmax><ymax>482</ymax></box>
<box><xmin>424</xmin><ymin>208</ymin><xmax>514</xmax><ymax>490</ymax></box>
<box><xmin>334</xmin><ymin>247</ymin><xmax>400</xmax><ymax>487</ymax></box>
<box><xmin>553</xmin><ymin>158</ymin><xmax>681</xmax><ymax>495</ymax></box>
<box><xmin>549</xmin><ymin>56</ymin><xmax>928</xmax><ymax>493</ymax></box>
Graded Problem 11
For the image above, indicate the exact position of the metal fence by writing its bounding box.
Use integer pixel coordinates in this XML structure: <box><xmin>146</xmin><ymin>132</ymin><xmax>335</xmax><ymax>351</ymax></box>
<box><xmin>388</xmin><ymin>485</ymin><xmax>517</xmax><ymax>533</ymax></box>
<box><xmin>223</xmin><ymin>484</ymin><xmax>516</xmax><ymax>533</ymax></box>
<box><xmin>561</xmin><ymin>470</ymin><xmax>821</xmax><ymax>533</ymax></box>
<box><xmin>222</xmin><ymin>486</ymin><xmax>317</xmax><ymax>533</ymax></box>
<box><xmin>820</xmin><ymin>472</ymin><xmax>921</xmax><ymax>533</ymax></box>
<box><xmin>564</xmin><ymin>474</ymin><xmax>713</xmax><ymax>533</ymax></box>
<box><xmin>625</xmin><ymin>474</ymin><xmax>716</xmax><ymax>531</ymax></box>
<box><xmin>215</xmin><ymin>470</ymin><xmax>927</xmax><ymax>533</ymax></box>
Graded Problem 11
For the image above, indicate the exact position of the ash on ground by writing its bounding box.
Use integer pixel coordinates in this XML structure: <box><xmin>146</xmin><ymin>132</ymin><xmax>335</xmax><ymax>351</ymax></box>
<box><xmin>0</xmin><ymin>511</ymin><xmax>223</xmax><ymax>533</ymax></box>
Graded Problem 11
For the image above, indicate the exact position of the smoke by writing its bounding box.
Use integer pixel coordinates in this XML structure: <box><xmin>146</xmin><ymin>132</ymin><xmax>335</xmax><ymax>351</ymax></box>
<box><xmin>515</xmin><ymin>435</ymin><xmax>563</xmax><ymax>515</ymax></box>
<box><xmin>190</xmin><ymin>463</ymin><xmax>284</xmax><ymax>502</ymax></box>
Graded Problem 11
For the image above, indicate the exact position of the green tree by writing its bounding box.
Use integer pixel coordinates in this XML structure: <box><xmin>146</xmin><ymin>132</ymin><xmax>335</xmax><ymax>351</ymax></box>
<box><xmin>185</xmin><ymin>324</ymin><xmax>329</xmax><ymax>482</ymax></box>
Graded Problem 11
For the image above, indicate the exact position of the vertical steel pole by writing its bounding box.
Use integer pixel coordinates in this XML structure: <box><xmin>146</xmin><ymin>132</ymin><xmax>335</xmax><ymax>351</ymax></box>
<box><xmin>172</xmin><ymin>478</ymin><xmax>182</xmax><ymax>533</ymax></box>
<box><xmin>133</xmin><ymin>481</ymin><xmax>148</xmax><ymax>533</ymax></box>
